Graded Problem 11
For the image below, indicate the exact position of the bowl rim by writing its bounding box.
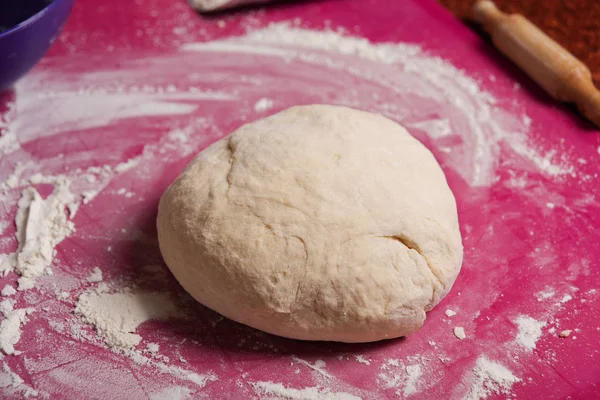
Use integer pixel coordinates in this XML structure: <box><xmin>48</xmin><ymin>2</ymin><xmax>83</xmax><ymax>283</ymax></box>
<box><xmin>0</xmin><ymin>0</ymin><xmax>67</xmax><ymax>40</ymax></box>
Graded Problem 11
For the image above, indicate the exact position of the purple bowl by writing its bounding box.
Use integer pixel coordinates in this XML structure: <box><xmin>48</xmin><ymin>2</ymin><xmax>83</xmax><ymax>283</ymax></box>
<box><xmin>0</xmin><ymin>0</ymin><xmax>74</xmax><ymax>91</ymax></box>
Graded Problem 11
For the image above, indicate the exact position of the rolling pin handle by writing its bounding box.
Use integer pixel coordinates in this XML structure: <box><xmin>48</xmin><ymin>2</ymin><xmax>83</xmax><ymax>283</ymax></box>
<box><xmin>472</xmin><ymin>0</ymin><xmax>504</xmax><ymax>26</ymax></box>
<box><xmin>472</xmin><ymin>0</ymin><xmax>600</xmax><ymax>129</ymax></box>
<box><xmin>579</xmin><ymin>87</ymin><xmax>600</xmax><ymax>127</ymax></box>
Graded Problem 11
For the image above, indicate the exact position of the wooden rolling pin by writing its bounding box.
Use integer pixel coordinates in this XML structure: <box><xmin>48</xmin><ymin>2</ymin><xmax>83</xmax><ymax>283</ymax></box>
<box><xmin>472</xmin><ymin>0</ymin><xmax>600</xmax><ymax>128</ymax></box>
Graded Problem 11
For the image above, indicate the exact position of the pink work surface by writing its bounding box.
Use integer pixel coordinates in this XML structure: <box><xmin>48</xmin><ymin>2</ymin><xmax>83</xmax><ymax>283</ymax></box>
<box><xmin>1</xmin><ymin>0</ymin><xmax>599</xmax><ymax>398</ymax></box>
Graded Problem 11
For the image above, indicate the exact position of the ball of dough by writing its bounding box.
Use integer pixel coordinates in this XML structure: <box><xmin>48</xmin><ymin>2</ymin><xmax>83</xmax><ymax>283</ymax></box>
<box><xmin>157</xmin><ymin>104</ymin><xmax>462</xmax><ymax>342</ymax></box>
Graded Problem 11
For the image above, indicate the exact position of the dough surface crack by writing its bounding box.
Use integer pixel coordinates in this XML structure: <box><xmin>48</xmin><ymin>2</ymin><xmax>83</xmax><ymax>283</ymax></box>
<box><xmin>380</xmin><ymin>235</ymin><xmax>443</xmax><ymax>287</ymax></box>
<box><xmin>224</xmin><ymin>137</ymin><xmax>235</xmax><ymax>199</ymax></box>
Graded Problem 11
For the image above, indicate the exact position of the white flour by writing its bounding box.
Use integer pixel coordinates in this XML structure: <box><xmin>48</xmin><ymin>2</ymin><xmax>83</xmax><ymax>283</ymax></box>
<box><xmin>86</xmin><ymin>267</ymin><xmax>103</xmax><ymax>283</ymax></box>
<box><xmin>535</xmin><ymin>287</ymin><xmax>555</xmax><ymax>301</ymax></box>
<box><xmin>353</xmin><ymin>355</ymin><xmax>370</xmax><ymax>366</ymax></box>
<box><xmin>155</xmin><ymin>363</ymin><xmax>217</xmax><ymax>387</ymax></box>
<box><xmin>17</xmin><ymin>277</ymin><xmax>35</xmax><ymax>291</ymax></box>
<box><xmin>1</xmin><ymin>285</ymin><xmax>16</xmax><ymax>297</ymax></box>
<box><xmin>0</xmin><ymin>299</ymin><xmax>14</xmax><ymax>315</ymax></box>
<box><xmin>250</xmin><ymin>381</ymin><xmax>361</xmax><ymax>400</ymax></box>
<box><xmin>559</xmin><ymin>294</ymin><xmax>572</xmax><ymax>303</ymax></box>
<box><xmin>0</xmin><ymin>132</ymin><xmax>19</xmax><ymax>154</ymax></box>
<box><xmin>75</xmin><ymin>287</ymin><xmax>180</xmax><ymax>348</ymax></box>
<box><xmin>146</xmin><ymin>342</ymin><xmax>160</xmax><ymax>353</ymax></box>
<box><xmin>514</xmin><ymin>315</ymin><xmax>546</xmax><ymax>351</ymax></box>
<box><xmin>254</xmin><ymin>97</ymin><xmax>274</xmax><ymax>112</ymax></box>
<box><xmin>0</xmin><ymin>220</ymin><xmax>8</xmax><ymax>235</ymax></box>
<box><xmin>292</xmin><ymin>357</ymin><xmax>332</xmax><ymax>379</ymax></box>
<box><xmin>0</xmin><ymin>180</ymin><xmax>75</xmax><ymax>281</ymax></box>
<box><xmin>5</xmin><ymin>90</ymin><xmax>213</xmax><ymax>144</ymax></box>
<box><xmin>464</xmin><ymin>357</ymin><xmax>519</xmax><ymax>399</ymax></box>
<box><xmin>0</xmin><ymin>299</ymin><xmax>34</xmax><ymax>355</ymax></box>
<box><xmin>0</xmin><ymin>362</ymin><xmax>38</xmax><ymax>398</ymax></box>
<box><xmin>403</xmin><ymin>364</ymin><xmax>422</xmax><ymax>397</ymax></box>
<box><xmin>0</xmin><ymin>104</ymin><xmax>19</xmax><ymax>152</ymax></box>
<box><xmin>114</xmin><ymin>157</ymin><xmax>142</xmax><ymax>173</ymax></box>
<box><xmin>378</xmin><ymin>358</ymin><xmax>425</xmax><ymax>397</ymax></box>
<box><xmin>445</xmin><ymin>309</ymin><xmax>457</xmax><ymax>317</ymax></box>
<box><xmin>453</xmin><ymin>327</ymin><xmax>466</xmax><ymax>340</ymax></box>
<box><xmin>149</xmin><ymin>386</ymin><xmax>193</xmax><ymax>400</ymax></box>
<box><xmin>124</xmin><ymin>349</ymin><xmax>217</xmax><ymax>388</ymax></box>
<box><xmin>408</xmin><ymin>118</ymin><xmax>453</xmax><ymax>139</ymax></box>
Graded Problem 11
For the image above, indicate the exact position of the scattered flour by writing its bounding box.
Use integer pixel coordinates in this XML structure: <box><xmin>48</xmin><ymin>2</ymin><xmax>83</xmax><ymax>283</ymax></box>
<box><xmin>0</xmin><ymin>132</ymin><xmax>19</xmax><ymax>155</ymax></box>
<box><xmin>0</xmin><ymin>162</ymin><xmax>31</xmax><ymax>191</ymax></box>
<box><xmin>445</xmin><ymin>309</ymin><xmax>457</xmax><ymax>317</ymax></box>
<box><xmin>149</xmin><ymin>386</ymin><xmax>193</xmax><ymax>400</ymax></box>
<box><xmin>254</xmin><ymin>97</ymin><xmax>274</xmax><ymax>112</ymax></box>
<box><xmin>86</xmin><ymin>267</ymin><xmax>103</xmax><ymax>283</ymax></box>
<box><xmin>0</xmin><ymin>299</ymin><xmax>34</xmax><ymax>355</ymax></box>
<box><xmin>535</xmin><ymin>287</ymin><xmax>555</xmax><ymax>301</ymax></box>
<box><xmin>85</xmin><ymin>174</ymin><xmax>97</xmax><ymax>183</ymax></box>
<box><xmin>114</xmin><ymin>157</ymin><xmax>142</xmax><ymax>173</ymax></box>
<box><xmin>57</xmin><ymin>291</ymin><xmax>69</xmax><ymax>300</ymax></box>
<box><xmin>403</xmin><ymin>364</ymin><xmax>422</xmax><ymax>397</ymax></box>
<box><xmin>6</xmin><ymin>87</ymin><xmax>215</xmax><ymax>144</ymax></box>
<box><xmin>464</xmin><ymin>357</ymin><xmax>520</xmax><ymax>400</ymax></box>
<box><xmin>0</xmin><ymin>180</ymin><xmax>75</xmax><ymax>281</ymax></box>
<box><xmin>0</xmin><ymin>362</ymin><xmax>38</xmax><ymax>398</ymax></box>
<box><xmin>75</xmin><ymin>288</ymin><xmax>180</xmax><ymax>348</ymax></box>
<box><xmin>156</xmin><ymin>363</ymin><xmax>216</xmax><ymax>387</ymax></box>
<box><xmin>454</xmin><ymin>327</ymin><xmax>466</xmax><ymax>340</ymax></box>
<box><xmin>0</xmin><ymin>299</ymin><xmax>14</xmax><ymax>315</ymax></box>
<box><xmin>408</xmin><ymin>118</ymin><xmax>453</xmax><ymax>139</ymax></box>
<box><xmin>146</xmin><ymin>342</ymin><xmax>160</xmax><ymax>353</ymax></box>
<box><xmin>250</xmin><ymin>381</ymin><xmax>360</xmax><ymax>400</ymax></box>
<box><xmin>81</xmin><ymin>189</ymin><xmax>100</xmax><ymax>204</ymax></box>
<box><xmin>17</xmin><ymin>277</ymin><xmax>35</xmax><ymax>292</ymax></box>
<box><xmin>0</xmin><ymin>220</ymin><xmax>8</xmax><ymax>235</ymax></box>
<box><xmin>514</xmin><ymin>315</ymin><xmax>546</xmax><ymax>351</ymax></box>
<box><xmin>559</xmin><ymin>294</ymin><xmax>572</xmax><ymax>303</ymax></box>
<box><xmin>124</xmin><ymin>348</ymin><xmax>217</xmax><ymax>388</ymax></box>
<box><xmin>292</xmin><ymin>357</ymin><xmax>332</xmax><ymax>379</ymax></box>
<box><xmin>378</xmin><ymin>359</ymin><xmax>424</xmax><ymax>397</ymax></box>
<box><xmin>509</xmin><ymin>147</ymin><xmax>575</xmax><ymax>178</ymax></box>
<box><xmin>353</xmin><ymin>355</ymin><xmax>371</xmax><ymax>366</ymax></box>
<box><xmin>1</xmin><ymin>285</ymin><xmax>16</xmax><ymax>297</ymax></box>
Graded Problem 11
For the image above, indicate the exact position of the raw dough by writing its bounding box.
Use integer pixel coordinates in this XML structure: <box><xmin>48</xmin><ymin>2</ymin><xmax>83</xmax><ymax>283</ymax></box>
<box><xmin>157</xmin><ymin>104</ymin><xmax>462</xmax><ymax>342</ymax></box>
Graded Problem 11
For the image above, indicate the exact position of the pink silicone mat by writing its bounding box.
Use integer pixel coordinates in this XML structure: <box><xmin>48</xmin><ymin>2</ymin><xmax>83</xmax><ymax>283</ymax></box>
<box><xmin>0</xmin><ymin>0</ymin><xmax>599</xmax><ymax>398</ymax></box>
